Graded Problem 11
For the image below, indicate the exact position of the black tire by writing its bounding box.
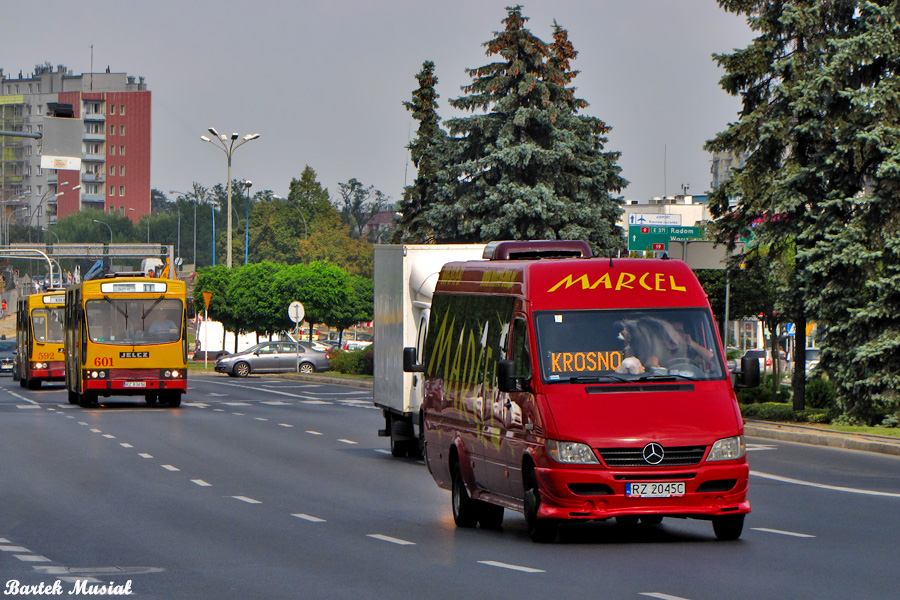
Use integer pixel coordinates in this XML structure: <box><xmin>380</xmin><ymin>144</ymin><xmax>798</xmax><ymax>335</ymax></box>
<box><xmin>78</xmin><ymin>392</ymin><xmax>97</xmax><ymax>408</ymax></box>
<box><xmin>234</xmin><ymin>362</ymin><xmax>251</xmax><ymax>377</ymax></box>
<box><xmin>298</xmin><ymin>362</ymin><xmax>315</xmax><ymax>374</ymax></box>
<box><xmin>163</xmin><ymin>392</ymin><xmax>182</xmax><ymax>408</ymax></box>
<box><xmin>713</xmin><ymin>514</ymin><xmax>745</xmax><ymax>541</ymax></box>
<box><xmin>451</xmin><ymin>461</ymin><xmax>479</xmax><ymax>528</ymax></box>
<box><xmin>145</xmin><ymin>393</ymin><xmax>158</xmax><ymax>405</ymax></box>
<box><xmin>19</xmin><ymin>376</ymin><xmax>27</xmax><ymax>388</ymax></box>
<box><xmin>616</xmin><ymin>515</ymin><xmax>640</xmax><ymax>527</ymax></box>
<box><xmin>67</xmin><ymin>389</ymin><xmax>79</xmax><ymax>405</ymax></box>
<box><xmin>477</xmin><ymin>502</ymin><xmax>504</xmax><ymax>530</ymax></box>
<box><xmin>27</xmin><ymin>378</ymin><xmax>41</xmax><ymax>390</ymax></box>
<box><xmin>524</xmin><ymin>472</ymin><xmax>558</xmax><ymax>543</ymax></box>
<box><xmin>389</xmin><ymin>415</ymin><xmax>413</xmax><ymax>458</ymax></box>
<box><xmin>641</xmin><ymin>515</ymin><xmax>664</xmax><ymax>525</ymax></box>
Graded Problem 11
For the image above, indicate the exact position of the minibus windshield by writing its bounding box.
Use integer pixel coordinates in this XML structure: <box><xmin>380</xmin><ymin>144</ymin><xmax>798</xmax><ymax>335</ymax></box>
<box><xmin>86</xmin><ymin>297</ymin><xmax>183</xmax><ymax>345</ymax></box>
<box><xmin>533</xmin><ymin>308</ymin><xmax>725</xmax><ymax>382</ymax></box>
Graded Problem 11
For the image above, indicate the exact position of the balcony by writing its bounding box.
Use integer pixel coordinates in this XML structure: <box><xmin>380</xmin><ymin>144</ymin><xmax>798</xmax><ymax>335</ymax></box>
<box><xmin>81</xmin><ymin>193</ymin><xmax>105</xmax><ymax>204</ymax></box>
<box><xmin>81</xmin><ymin>172</ymin><xmax>105</xmax><ymax>184</ymax></box>
<box><xmin>83</xmin><ymin>132</ymin><xmax>105</xmax><ymax>142</ymax></box>
<box><xmin>82</xmin><ymin>112</ymin><xmax>106</xmax><ymax>122</ymax></box>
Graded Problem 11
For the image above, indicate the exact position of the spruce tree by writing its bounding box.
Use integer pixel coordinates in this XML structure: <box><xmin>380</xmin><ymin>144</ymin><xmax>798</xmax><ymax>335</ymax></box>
<box><xmin>394</xmin><ymin>61</ymin><xmax>449</xmax><ymax>243</ymax></box>
<box><xmin>428</xmin><ymin>6</ymin><xmax>625</xmax><ymax>253</ymax></box>
<box><xmin>707</xmin><ymin>0</ymin><xmax>900</xmax><ymax>421</ymax></box>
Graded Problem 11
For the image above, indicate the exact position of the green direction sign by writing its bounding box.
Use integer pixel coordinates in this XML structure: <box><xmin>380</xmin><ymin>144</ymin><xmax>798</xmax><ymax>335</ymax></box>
<box><xmin>628</xmin><ymin>225</ymin><xmax>704</xmax><ymax>252</ymax></box>
<box><xmin>628</xmin><ymin>225</ymin><xmax>670</xmax><ymax>251</ymax></box>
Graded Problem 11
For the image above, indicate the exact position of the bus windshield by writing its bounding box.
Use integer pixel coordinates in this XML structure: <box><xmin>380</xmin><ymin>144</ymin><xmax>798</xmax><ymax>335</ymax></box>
<box><xmin>86</xmin><ymin>297</ymin><xmax>183</xmax><ymax>345</ymax></box>
<box><xmin>32</xmin><ymin>308</ymin><xmax>65</xmax><ymax>343</ymax></box>
<box><xmin>533</xmin><ymin>308</ymin><xmax>725</xmax><ymax>382</ymax></box>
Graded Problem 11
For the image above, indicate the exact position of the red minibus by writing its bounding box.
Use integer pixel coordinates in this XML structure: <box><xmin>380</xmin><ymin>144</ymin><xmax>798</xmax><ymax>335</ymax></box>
<box><xmin>405</xmin><ymin>240</ymin><xmax>752</xmax><ymax>542</ymax></box>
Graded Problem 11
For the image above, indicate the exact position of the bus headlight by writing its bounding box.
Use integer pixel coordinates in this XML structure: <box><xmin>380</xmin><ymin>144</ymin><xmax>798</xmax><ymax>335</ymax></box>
<box><xmin>33</xmin><ymin>362</ymin><xmax>46</xmax><ymax>369</ymax></box>
<box><xmin>707</xmin><ymin>436</ymin><xmax>745</xmax><ymax>461</ymax></box>
<box><xmin>163</xmin><ymin>370</ymin><xmax>183</xmax><ymax>378</ymax></box>
<box><xmin>87</xmin><ymin>370</ymin><xmax>108</xmax><ymax>379</ymax></box>
<box><xmin>547</xmin><ymin>440</ymin><xmax>600</xmax><ymax>464</ymax></box>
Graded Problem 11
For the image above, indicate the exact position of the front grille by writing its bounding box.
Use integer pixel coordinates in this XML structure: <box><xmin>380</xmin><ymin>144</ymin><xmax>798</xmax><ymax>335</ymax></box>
<box><xmin>598</xmin><ymin>446</ymin><xmax>706</xmax><ymax>467</ymax></box>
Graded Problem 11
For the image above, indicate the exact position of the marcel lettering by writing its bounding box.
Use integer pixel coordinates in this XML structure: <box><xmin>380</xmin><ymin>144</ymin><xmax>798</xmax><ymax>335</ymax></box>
<box><xmin>550</xmin><ymin>351</ymin><xmax>623</xmax><ymax>372</ymax></box>
<box><xmin>547</xmin><ymin>273</ymin><xmax>687</xmax><ymax>293</ymax></box>
<box><xmin>119</xmin><ymin>352</ymin><xmax>149</xmax><ymax>358</ymax></box>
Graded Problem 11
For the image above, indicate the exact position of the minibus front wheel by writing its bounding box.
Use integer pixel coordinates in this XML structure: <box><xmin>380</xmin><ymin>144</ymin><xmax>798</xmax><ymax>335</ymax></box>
<box><xmin>451</xmin><ymin>461</ymin><xmax>479</xmax><ymax>528</ymax></box>
<box><xmin>712</xmin><ymin>514</ymin><xmax>744</xmax><ymax>541</ymax></box>
<box><xmin>524</xmin><ymin>471</ymin><xmax>558</xmax><ymax>543</ymax></box>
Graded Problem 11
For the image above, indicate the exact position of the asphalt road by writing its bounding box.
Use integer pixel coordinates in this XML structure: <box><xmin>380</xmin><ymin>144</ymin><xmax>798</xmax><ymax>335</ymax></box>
<box><xmin>1</xmin><ymin>374</ymin><xmax>898</xmax><ymax>599</ymax></box>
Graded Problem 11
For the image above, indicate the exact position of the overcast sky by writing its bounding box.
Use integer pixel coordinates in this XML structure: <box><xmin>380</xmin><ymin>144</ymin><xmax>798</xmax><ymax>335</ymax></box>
<box><xmin>4</xmin><ymin>0</ymin><xmax>753</xmax><ymax>206</ymax></box>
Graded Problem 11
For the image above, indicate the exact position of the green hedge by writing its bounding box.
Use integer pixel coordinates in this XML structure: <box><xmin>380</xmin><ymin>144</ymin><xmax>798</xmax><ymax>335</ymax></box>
<box><xmin>740</xmin><ymin>402</ymin><xmax>830</xmax><ymax>423</ymax></box>
<box><xmin>328</xmin><ymin>345</ymin><xmax>374</xmax><ymax>375</ymax></box>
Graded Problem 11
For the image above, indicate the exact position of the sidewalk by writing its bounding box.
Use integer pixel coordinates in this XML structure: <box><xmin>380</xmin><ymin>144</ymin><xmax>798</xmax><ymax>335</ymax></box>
<box><xmin>745</xmin><ymin>420</ymin><xmax>900</xmax><ymax>457</ymax></box>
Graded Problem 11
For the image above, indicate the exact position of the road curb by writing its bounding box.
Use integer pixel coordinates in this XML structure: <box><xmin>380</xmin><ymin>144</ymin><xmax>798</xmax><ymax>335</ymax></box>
<box><xmin>191</xmin><ymin>371</ymin><xmax>374</xmax><ymax>390</ymax></box>
<box><xmin>745</xmin><ymin>420</ymin><xmax>900</xmax><ymax>457</ymax></box>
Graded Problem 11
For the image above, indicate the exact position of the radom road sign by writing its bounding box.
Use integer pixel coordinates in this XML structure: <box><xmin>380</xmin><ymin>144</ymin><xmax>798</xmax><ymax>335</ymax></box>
<box><xmin>628</xmin><ymin>225</ymin><xmax>704</xmax><ymax>252</ymax></box>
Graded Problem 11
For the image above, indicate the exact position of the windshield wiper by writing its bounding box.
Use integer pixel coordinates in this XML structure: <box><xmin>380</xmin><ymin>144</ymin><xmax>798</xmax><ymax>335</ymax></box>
<box><xmin>638</xmin><ymin>373</ymin><xmax>698</xmax><ymax>382</ymax></box>
<box><xmin>568</xmin><ymin>375</ymin><xmax>629</xmax><ymax>384</ymax></box>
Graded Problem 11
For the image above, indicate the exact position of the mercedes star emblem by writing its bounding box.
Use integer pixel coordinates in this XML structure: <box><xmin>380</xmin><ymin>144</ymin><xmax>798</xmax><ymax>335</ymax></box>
<box><xmin>642</xmin><ymin>443</ymin><xmax>665</xmax><ymax>465</ymax></box>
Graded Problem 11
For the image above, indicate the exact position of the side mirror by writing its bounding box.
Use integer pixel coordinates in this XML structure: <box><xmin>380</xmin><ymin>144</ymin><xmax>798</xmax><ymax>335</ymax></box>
<box><xmin>497</xmin><ymin>359</ymin><xmax>530</xmax><ymax>393</ymax></box>
<box><xmin>403</xmin><ymin>346</ymin><xmax>424</xmax><ymax>373</ymax></box>
<box><xmin>739</xmin><ymin>355</ymin><xmax>760</xmax><ymax>388</ymax></box>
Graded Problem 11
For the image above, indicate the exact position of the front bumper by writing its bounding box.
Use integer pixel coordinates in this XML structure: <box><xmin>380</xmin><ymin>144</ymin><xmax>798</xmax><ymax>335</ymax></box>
<box><xmin>534</xmin><ymin>462</ymin><xmax>750</xmax><ymax>520</ymax></box>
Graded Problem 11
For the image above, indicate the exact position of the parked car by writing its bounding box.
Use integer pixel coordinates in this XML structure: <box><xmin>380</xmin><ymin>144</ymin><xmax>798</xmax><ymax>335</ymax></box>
<box><xmin>804</xmin><ymin>347</ymin><xmax>821</xmax><ymax>375</ymax></box>
<box><xmin>0</xmin><ymin>339</ymin><xmax>15</xmax><ymax>376</ymax></box>
<box><xmin>341</xmin><ymin>340</ymin><xmax>373</xmax><ymax>352</ymax></box>
<box><xmin>193</xmin><ymin>349</ymin><xmax>230</xmax><ymax>361</ymax></box>
<box><xmin>298</xmin><ymin>340</ymin><xmax>330</xmax><ymax>352</ymax></box>
<box><xmin>215</xmin><ymin>341</ymin><xmax>331</xmax><ymax>377</ymax></box>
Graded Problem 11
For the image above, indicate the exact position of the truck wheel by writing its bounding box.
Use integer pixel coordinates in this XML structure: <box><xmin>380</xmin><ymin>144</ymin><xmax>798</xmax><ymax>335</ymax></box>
<box><xmin>451</xmin><ymin>461</ymin><xmax>479</xmax><ymax>528</ymax></box>
<box><xmin>712</xmin><ymin>514</ymin><xmax>744</xmax><ymax>541</ymax></box>
<box><xmin>524</xmin><ymin>472</ymin><xmax>558</xmax><ymax>543</ymax></box>
<box><xmin>389</xmin><ymin>415</ymin><xmax>414</xmax><ymax>457</ymax></box>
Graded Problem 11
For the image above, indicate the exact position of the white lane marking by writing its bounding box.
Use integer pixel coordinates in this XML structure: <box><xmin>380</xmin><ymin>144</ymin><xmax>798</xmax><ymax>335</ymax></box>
<box><xmin>233</xmin><ymin>496</ymin><xmax>262</xmax><ymax>504</ymax></box>
<box><xmin>138</xmin><ymin>453</ymin><xmax>153</xmax><ymax>459</ymax></box>
<box><xmin>16</xmin><ymin>405</ymin><xmax>40</xmax><ymax>409</ymax></box>
<box><xmin>292</xmin><ymin>513</ymin><xmax>326</xmax><ymax>523</ymax></box>
<box><xmin>224</xmin><ymin>402</ymin><xmax>249</xmax><ymax>407</ymax></box>
<box><xmin>120</xmin><ymin>443</ymin><xmax>133</xmax><ymax>448</ymax></box>
<box><xmin>192</xmin><ymin>479</ymin><xmax>212</xmax><ymax>487</ymax></box>
<box><xmin>367</xmin><ymin>534</ymin><xmax>415</xmax><ymax>546</ymax></box>
<box><xmin>751</xmin><ymin>470</ymin><xmax>900</xmax><ymax>498</ymax></box>
<box><xmin>0</xmin><ymin>538</ymin><xmax>10</xmax><ymax>543</ymax></box>
<box><xmin>261</xmin><ymin>401</ymin><xmax>290</xmax><ymax>405</ymax></box>
<box><xmin>337</xmin><ymin>439</ymin><xmax>357</xmax><ymax>445</ymax></box>
<box><xmin>90</xmin><ymin>429</ymin><xmax>102</xmax><ymax>433</ymax></box>
<box><xmin>233</xmin><ymin>412</ymin><xmax>245</xmax><ymax>416</ymax></box>
<box><xmin>306</xmin><ymin>430</ymin><xmax>323</xmax><ymax>436</ymax></box>
<box><xmin>161</xmin><ymin>465</ymin><xmax>180</xmax><ymax>472</ymax></box>
<box><xmin>640</xmin><ymin>594</ymin><xmax>692</xmax><ymax>600</ymax></box>
<box><xmin>78</xmin><ymin>422</ymin><xmax>89</xmax><ymax>426</ymax></box>
<box><xmin>206</xmin><ymin>379</ymin><xmax>336</xmax><ymax>402</ymax></box>
<box><xmin>478</xmin><ymin>561</ymin><xmax>544</xmax><ymax>573</ymax></box>
<box><xmin>747</xmin><ymin>443</ymin><xmax>778</xmax><ymax>451</ymax></box>
<box><xmin>752</xmin><ymin>528</ymin><xmax>816</xmax><ymax>538</ymax></box>
<box><xmin>214</xmin><ymin>409</ymin><xmax>225</xmax><ymax>412</ymax></box>
<box><xmin>279</xmin><ymin>423</ymin><xmax>294</xmax><ymax>428</ymax></box>
<box><xmin>374</xmin><ymin>449</ymin><xmax>392</xmax><ymax>456</ymax></box>
<box><xmin>255</xmin><ymin>417</ymin><xmax>268</xmax><ymax>421</ymax></box>
<box><xmin>7</xmin><ymin>391</ymin><xmax>37</xmax><ymax>404</ymax></box>
<box><xmin>0</xmin><ymin>546</ymin><xmax>30</xmax><ymax>552</ymax></box>
<box><xmin>183</xmin><ymin>402</ymin><xmax>209</xmax><ymax>407</ymax></box>
<box><xmin>102</xmin><ymin>434</ymin><xmax>116</xmax><ymax>439</ymax></box>
<box><xmin>300</xmin><ymin>400</ymin><xmax>331</xmax><ymax>405</ymax></box>
<box><xmin>14</xmin><ymin>554</ymin><xmax>50</xmax><ymax>562</ymax></box>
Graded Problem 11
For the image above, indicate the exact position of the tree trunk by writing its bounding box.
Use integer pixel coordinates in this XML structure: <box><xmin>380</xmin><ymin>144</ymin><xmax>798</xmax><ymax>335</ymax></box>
<box><xmin>792</xmin><ymin>316</ymin><xmax>806</xmax><ymax>411</ymax></box>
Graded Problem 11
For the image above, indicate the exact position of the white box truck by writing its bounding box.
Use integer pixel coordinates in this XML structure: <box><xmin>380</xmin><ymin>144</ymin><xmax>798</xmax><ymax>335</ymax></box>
<box><xmin>374</xmin><ymin>244</ymin><xmax>486</xmax><ymax>457</ymax></box>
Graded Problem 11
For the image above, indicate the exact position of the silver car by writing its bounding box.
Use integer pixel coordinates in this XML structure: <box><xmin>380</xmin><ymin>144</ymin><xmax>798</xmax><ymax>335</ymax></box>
<box><xmin>215</xmin><ymin>341</ymin><xmax>331</xmax><ymax>377</ymax></box>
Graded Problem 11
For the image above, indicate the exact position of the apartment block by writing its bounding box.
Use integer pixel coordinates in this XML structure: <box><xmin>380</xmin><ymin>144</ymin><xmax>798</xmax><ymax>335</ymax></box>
<box><xmin>0</xmin><ymin>62</ymin><xmax>150</xmax><ymax>230</ymax></box>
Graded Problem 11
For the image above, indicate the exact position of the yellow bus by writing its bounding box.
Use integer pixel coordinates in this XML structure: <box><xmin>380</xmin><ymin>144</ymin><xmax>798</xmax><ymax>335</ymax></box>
<box><xmin>65</xmin><ymin>275</ymin><xmax>190</xmax><ymax>408</ymax></box>
<box><xmin>14</xmin><ymin>290</ymin><xmax>67</xmax><ymax>389</ymax></box>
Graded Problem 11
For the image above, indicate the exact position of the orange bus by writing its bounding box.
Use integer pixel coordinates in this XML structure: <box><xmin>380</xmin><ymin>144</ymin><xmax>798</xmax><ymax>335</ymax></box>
<box><xmin>14</xmin><ymin>290</ymin><xmax>67</xmax><ymax>389</ymax></box>
<box><xmin>65</xmin><ymin>275</ymin><xmax>190</xmax><ymax>408</ymax></box>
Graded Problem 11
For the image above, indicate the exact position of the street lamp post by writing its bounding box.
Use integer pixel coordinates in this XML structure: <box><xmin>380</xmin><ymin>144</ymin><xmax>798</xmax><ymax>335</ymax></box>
<box><xmin>92</xmin><ymin>219</ymin><xmax>112</xmax><ymax>243</ymax></box>
<box><xmin>41</xmin><ymin>228</ymin><xmax>59</xmax><ymax>244</ymax></box>
<box><xmin>200</xmin><ymin>128</ymin><xmax>260</xmax><ymax>268</ymax></box>
<box><xmin>93</xmin><ymin>218</ymin><xmax>113</xmax><ymax>268</ymax></box>
<box><xmin>243</xmin><ymin>180</ymin><xmax>252</xmax><ymax>265</ymax></box>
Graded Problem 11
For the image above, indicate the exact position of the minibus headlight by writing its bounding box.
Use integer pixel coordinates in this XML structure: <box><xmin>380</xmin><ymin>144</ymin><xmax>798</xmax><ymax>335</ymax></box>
<box><xmin>707</xmin><ymin>436</ymin><xmax>745</xmax><ymax>461</ymax></box>
<box><xmin>547</xmin><ymin>440</ymin><xmax>599</xmax><ymax>464</ymax></box>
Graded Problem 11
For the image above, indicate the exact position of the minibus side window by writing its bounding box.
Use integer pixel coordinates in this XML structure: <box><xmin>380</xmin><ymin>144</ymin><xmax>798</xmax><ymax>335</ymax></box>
<box><xmin>511</xmin><ymin>318</ymin><xmax>532</xmax><ymax>380</ymax></box>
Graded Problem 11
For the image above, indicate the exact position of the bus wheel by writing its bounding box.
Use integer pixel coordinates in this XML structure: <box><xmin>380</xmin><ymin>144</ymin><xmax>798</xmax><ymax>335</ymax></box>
<box><xmin>19</xmin><ymin>376</ymin><xmax>27</xmax><ymax>388</ymax></box>
<box><xmin>145</xmin><ymin>393</ymin><xmax>158</xmax><ymax>406</ymax></box>
<box><xmin>78</xmin><ymin>393</ymin><xmax>97</xmax><ymax>408</ymax></box>
<box><xmin>27</xmin><ymin>378</ymin><xmax>41</xmax><ymax>390</ymax></box>
<box><xmin>163</xmin><ymin>392</ymin><xmax>182</xmax><ymax>408</ymax></box>
<box><xmin>234</xmin><ymin>362</ymin><xmax>251</xmax><ymax>377</ymax></box>
<box><xmin>67</xmin><ymin>389</ymin><xmax>79</xmax><ymax>405</ymax></box>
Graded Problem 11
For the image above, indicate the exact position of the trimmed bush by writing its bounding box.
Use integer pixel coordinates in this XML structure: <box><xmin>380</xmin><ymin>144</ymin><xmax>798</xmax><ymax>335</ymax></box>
<box><xmin>805</xmin><ymin>376</ymin><xmax>836</xmax><ymax>410</ymax></box>
<box><xmin>740</xmin><ymin>402</ymin><xmax>830</xmax><ymax>423</ymax></box>
<box><xmin>328</xmin><ymin>345</ymin><xmax>374</xmax><ymax>376</ymax></box>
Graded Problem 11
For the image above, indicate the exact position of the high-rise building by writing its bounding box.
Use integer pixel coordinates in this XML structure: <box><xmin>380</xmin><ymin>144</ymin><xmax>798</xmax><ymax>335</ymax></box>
<box><xmin>0</xmin><ymin>62</ymin><xmax>150</xmax><ymax>232</ymax></box>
